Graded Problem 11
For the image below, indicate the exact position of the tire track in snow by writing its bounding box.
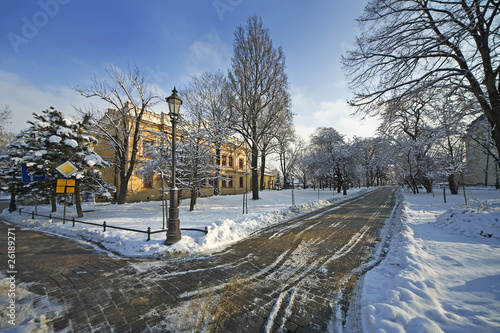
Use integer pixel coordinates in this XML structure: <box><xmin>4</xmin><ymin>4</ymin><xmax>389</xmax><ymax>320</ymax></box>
<box><xmin>178</xmin><ymin>250</ymin><xmax>292</xmax><ymax>300</ymax></box>
<box><xmin>172</xmin><ymin>187</ymin><xmax>397</xmax><ymax>332</ymax></box>
<box><xmin>322</xmin><ymin>226</ymin><xmax>370</xmax><ymax>267</ymax></box>
<box><xmin>262</xmin><ymin>224</ymin><xmax>370</xmax><ymax>329</ymax></box>
<box><xmin>257</xmin><ymin>190</ymin><xmax>396</xmax><ymax>331</ymax></box>
<box><xmin>265</xmin><ymin>286</ymin><xmax>298</xmax><ymax>333</ymax></box>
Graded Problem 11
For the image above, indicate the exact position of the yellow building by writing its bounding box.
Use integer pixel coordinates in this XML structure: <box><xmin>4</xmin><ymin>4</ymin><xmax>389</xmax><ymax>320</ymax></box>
<box><xmin>94</xmin><ymin>108</ymin><xmax>273</xmax><ymax>202</ymax></box>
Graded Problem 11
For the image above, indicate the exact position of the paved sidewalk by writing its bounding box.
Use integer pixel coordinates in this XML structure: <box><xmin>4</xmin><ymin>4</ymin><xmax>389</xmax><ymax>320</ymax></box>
<box><xmin>0</xmin><ymin>219</ymin><xmax>145</xmax><ymax>331</ymax></box>
<box><xmin>0</xmin><ymin>187</ymin><xmax>397</xmax><ymax>332</ymax></box>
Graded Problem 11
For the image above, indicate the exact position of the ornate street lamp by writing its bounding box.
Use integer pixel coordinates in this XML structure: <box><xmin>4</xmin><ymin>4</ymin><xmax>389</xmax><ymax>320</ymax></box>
<box><xmin>165</xmin><ymin>87</ymin><xmax>183</xmax><ymax>245</ymax></box>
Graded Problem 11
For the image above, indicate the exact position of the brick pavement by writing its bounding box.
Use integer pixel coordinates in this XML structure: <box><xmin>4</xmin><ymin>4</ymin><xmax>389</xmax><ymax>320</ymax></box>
<box><xmin>0</xmin><ymin>187</ymin><xmax>397</xmax><ymax>332</ymax></box>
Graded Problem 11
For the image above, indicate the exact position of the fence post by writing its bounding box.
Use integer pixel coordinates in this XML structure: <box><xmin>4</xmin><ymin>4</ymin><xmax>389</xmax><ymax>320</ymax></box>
<box><xmin>103</xmin><ymin>221</ymin><xmax>106</xmax><ymax>232</ymax></box>
<box><xmin>49</xmin><ymin>213</ymin><xmax>52</xmax><ymax>220</ymax></box>
<box><xmin>147</xmin><ymin>227</ymin><xmax>151</xmax><ymax>241</ymax></box>
<box><xmin>72</xmin><ymin>217</ymin><xmax>75</xmax><ymax>227</ymax></box>
<box><xmin>32</xmin><ymin>211</ymin><xmax>35</xmax><ymax>219</ymax></box>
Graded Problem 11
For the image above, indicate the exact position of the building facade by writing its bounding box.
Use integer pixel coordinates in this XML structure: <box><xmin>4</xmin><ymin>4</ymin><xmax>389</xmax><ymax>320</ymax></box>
<box><xmin>94</xmin><ymin>109</ymin><xmax>274</xmax><ymax>202</ymax></box>
<box><xmin>463</xmin><ymin>115</ymin><xmax>499</xmax><ymax>187</ymax></box>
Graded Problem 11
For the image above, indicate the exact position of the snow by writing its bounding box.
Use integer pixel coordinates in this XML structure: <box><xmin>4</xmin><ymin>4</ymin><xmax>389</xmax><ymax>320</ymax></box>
<box><xmin>48</xmin><ymin>135</ymin><xmax>61</xmax><ymax>144</ymax></box>
<box><xmin>0</xmin><ymin>272</ymin><xmax>62</xmax><ymax>332</ymax></box>
<box><xmin>1</xmin><ymin>186</ymin><xmax>499</xmax><ymax>332</ymax></box>
<box><xmin>84</xmin><ymin>155</ymin><xmax>102</xmax><ymax>167</ymax></box>
<box><xmin>356</xmin><ymin>187</ymin><xmax>500</xmax><ymax>333</ymax></box>
<box><xmin>63</xmin><ymin>138</ymin><xmax>78</xmax><ymax>148</ymax></box>
<box><xmin>56</xmin><ymin>127</ymin><xmax>75</xmax><ymax>138</ymax></box>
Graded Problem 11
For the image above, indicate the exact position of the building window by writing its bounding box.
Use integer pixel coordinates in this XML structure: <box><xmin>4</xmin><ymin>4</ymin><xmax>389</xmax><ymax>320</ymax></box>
<box><xmin>222</xmin><ymin>176</ymin><xmax>233</xmax><ymax>188</ymax></box>
<box><xmin>239</xmin><ymin>177</ymin><xmax>244</xmax><ymax>188</ymax></box>
<box><xmin>228</xmin><ymin>156</ymin><xmax>233</xmax><ymax>168</ymax></box>
<box><xmin>222</xmin><ymin>155</ymin><xmax>227</xmax><ymax>167</ymax></box>
<box><xmin>142</xmin><ymin>140</ymin><xmax>154</xmax><ymax>158</ymax></box>
<box><xmin>143</xmin><ymin>176</ymin><xmax>154</xmax><ymax>188</ymax></box>
<box><xmin>239</xmin><ymin>158</ymin><xmax>244</xmax><ymax>169</ymax></box>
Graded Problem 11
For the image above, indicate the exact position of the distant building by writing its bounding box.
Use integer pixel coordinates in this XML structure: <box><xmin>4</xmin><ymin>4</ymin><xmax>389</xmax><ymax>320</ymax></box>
<box><xmin>463</xmin><ymin>115</ymin><xmax>499</xmax><ymax>187</ymax></box>
<box><xmin>93</xmin><ymin>108</ymin><xmax>273</xmax><ymax>202</ymax></box>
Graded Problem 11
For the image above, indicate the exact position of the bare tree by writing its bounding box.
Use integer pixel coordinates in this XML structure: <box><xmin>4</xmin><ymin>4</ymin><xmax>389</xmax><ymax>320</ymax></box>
<box><xmin>343</xmin><ymin>0</ymin><xmax>500</xmax><ymax>160</ymax></box>
<box><xmin>182</xmin><ymin>71</ymin><xmax>234</xmax><ymax>195</ymax></box>
<box><xmin>274</xmin><ymin>116</ymin><xmax>298</xmax><ymax>189</ymax></box>
<box><xmin>0</xmin><ymin>106</ymin><xmax>13</xmax><ymax>151</ymax></box>
<box><xmin>352</xmin><ymin>137</ymin><xmax>389</xmax><ymax>188</ymax></box>
<box><xmin>259</xmin><ymin>104</ymin><xmax>294</xmax><ymax>190</ymax></box>
<box><xmin>139</xmin><ymin>115</ymin><xmax>217</xmax><ymax>212</ymax></box>
<box><xmin>228</xmin><ymin>15</ymin><xmax>291</xmax><ymax>200</ymax></box>
<box><xmin>428</xmin><ymin>89</ymin><xmax>477</xmax><ymax>193</ymax></box>
<box><xmin>378</xmin><ymin>91</ymin><xmax>437</xmax><ymax>193</ymax></box>
<box><xmin>308</xmin><ymin>127</ymin><xmax>350</xmax><ymax>193</ymax></box>
<box><xmin>74</xmin><ymin>65</ymin><xmax>162</xmax><ymax>204</ymax></box>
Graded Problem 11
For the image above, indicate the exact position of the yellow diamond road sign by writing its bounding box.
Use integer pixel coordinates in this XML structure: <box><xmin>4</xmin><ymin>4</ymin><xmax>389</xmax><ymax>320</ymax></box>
<box><xmin>56</xmin><ymin>179</ymin><xmax>76</xmax><ymax>194</ymax></box>
<box><xmin>56</xmin><ymin>161</ymin><xmax>78</xmax><ymax>177</ymax></box>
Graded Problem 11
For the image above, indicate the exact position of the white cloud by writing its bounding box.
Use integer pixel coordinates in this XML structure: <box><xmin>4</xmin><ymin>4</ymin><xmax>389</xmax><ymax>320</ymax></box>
<box><xmin>291</xmin><ymin>90</ymin><xmax>378</xmax><ymax>141</ymax></box>
<box><xmin>184</xmin><ymin>29</ymin><xmax>231</xmax><ymax>77</ymax></box>
<box><xmin>0</xmin><ymin>70</ymin><xmax>107</xmax><ymax>133</ymax></box>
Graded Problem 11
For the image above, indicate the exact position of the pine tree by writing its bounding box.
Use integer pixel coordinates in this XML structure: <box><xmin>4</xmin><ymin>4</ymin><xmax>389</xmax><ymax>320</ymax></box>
<box><xmin>1</xmin><ymin>107</ymin><xmax>111</xmax><ymax>216</ymax></box>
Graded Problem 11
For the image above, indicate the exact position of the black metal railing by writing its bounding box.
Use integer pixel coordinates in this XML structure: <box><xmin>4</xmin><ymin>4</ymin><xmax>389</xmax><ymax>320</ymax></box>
<box><xmin>17</xmin><ymin>208</ymin><xmax>208</xmax><ymax>241</ymax></box>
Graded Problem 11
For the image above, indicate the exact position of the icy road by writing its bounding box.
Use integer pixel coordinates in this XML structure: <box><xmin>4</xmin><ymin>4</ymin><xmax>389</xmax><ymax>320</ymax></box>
<box><xmin>0</xmin><ymin>187</ymin><xmax>397</xmax><ymax>332</ymax></box>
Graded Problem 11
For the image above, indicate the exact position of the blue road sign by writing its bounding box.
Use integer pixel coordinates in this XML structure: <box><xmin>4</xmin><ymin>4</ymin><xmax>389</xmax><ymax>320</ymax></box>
<box><xmin>21</xmin><ymin>165</ymin><xmax>46</xmax><ymax>183</ymax></box>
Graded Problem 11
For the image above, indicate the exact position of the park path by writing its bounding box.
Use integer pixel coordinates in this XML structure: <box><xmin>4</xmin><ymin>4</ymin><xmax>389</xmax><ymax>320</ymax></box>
<box><xmin>0</xmin><ymin>187</ymin><xmax>397</xmax><ymax>332</ymax></box>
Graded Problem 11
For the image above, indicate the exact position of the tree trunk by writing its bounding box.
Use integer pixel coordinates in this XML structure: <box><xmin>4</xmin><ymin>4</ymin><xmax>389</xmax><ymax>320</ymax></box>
<box><xmin>448</xmin><ymin>173</ymin><xmax>458</xmax><ymax>195</ymax></box>
<box><xmin>337</xmin><ymin>168</ymin><xmax>342</xmax><ymax>194</ymax></box>
<box><xmin>75</xmin><ymin>179</ymin><xmax>84</xmax><ymax>218</ymax></box>
<box><xmin>215</xmin><ymin>146</ymin><xmax>221</xmax><ymax>195</ymax></box>
<box><xmin>51</xmin><ymin>195</ymin><xmax>57</xmax><ymax>212</ymax></box>
<box><xmin>488</xmin><ymin>114</ymin><xmax>500</xmax><ymax>174</ymax></box>
<box><xmin>260</xmin><ymin>153</ymin><xmax>266</xmax><ymax>191</ymax></box>
<box><xmin>116</xmin><ymin>173</ymin><xmax>130</xmax><ymax>204</ymax></box>
<box><xmin>251</xmin><ymin>144</ymin><xmax>259</xmax><ymax>200</ymax></box>
<box><xmin>189</xmin><ymin>190</ymin><xmax>196</xmax><ymax>211</ymax></box>
<box><xmin>422</xmin><ymin>177</ymin><xmax>433</xmax><ymax>193</ymax></box>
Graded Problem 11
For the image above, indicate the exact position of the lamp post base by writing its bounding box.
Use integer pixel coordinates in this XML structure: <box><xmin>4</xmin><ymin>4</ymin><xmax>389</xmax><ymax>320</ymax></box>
<box><xmin>165</xmin><ymin>188</ymin><xmax>181</xmax><ymax>245</ymax></box>
<box><xmin>165</xmin><ymin>217</ymin><xmax>181</xmax><ymax>245</ymax></box>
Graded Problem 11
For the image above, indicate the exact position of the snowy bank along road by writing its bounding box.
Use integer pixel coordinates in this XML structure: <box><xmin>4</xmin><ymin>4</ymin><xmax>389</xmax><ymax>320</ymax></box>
<box><xmin>0</xmin><ymin>187</ymin><xmax>397</xmax><ymax>332</ymax></box>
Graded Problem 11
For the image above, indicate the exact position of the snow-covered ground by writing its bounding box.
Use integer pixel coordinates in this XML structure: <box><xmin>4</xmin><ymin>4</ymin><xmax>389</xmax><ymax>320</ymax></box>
<box><xmin>0</xmin><ymin>188</ymin><xmax>370</xmax><ymax>257</ymax></box>
<box><xmin>356</xmin><ymin>187</ymin><xmax>500</xmax><ymax>333</ymax></box>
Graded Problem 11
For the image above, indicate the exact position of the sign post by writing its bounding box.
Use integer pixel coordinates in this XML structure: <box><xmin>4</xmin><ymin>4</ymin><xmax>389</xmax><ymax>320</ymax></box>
<box><xmin>56</xmin><ymin>179</ymin><xmax>75</xmax><ymax>223</ymax></box>
<box><xmin>56</xmin><ymin>162</ymin><xmax>78</xmax><ymax>223</ymax></box>
<box><xmin>21</xmin><ymin>165</ymin><xmax>46</xmax><ymax>214</ymax></box>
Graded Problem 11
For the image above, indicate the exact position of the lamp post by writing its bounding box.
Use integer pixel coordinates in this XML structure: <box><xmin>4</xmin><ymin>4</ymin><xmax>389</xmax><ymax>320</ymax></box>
<box><xmin>165</xmin><ymin>87</ymin><xmax>183</xmax><ymax>245</ymax></box>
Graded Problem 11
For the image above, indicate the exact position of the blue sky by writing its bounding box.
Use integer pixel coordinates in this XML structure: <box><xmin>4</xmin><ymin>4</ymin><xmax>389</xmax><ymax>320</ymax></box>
<box><xmin>0</xmin><ymin>0</ymin><xmax>376</xmax><ymax>140</ymax></box>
